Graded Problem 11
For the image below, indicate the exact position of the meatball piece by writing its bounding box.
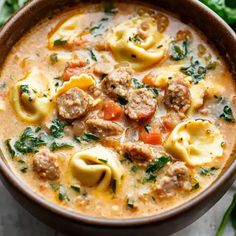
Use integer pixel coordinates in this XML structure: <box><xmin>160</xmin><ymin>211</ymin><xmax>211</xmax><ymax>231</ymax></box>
<box><xmin>166</xmin><ymin>161</ymin><xmax>189</xmax><ymax>178</ymax></box>
<box><xmin>56</xmin><ymin>88</ymin><xmax>93</xmax><ymax>120</ymax></box>
<box><xmin>122</xmin><ymin>142</ymin><xmax>154</xmax><ymax>163</ymax></box>
<box><xmin>101</xmin><ymin>66</ymin><xmax>133</xmax><ymax>98</ymax></box>
<box><xmin>33</xmin><ymin>151</ymin><xmax>60</xmax><ymax>180</ymax></box>
<box><xmin>86</xmin><ymin>118</ymin><xmax>123</xmax><ymax>138</ymax></box>
<box><xmin>124</xmin><ymin>88</ymin><xmax>157</xmax><ymax>120</ymax></box>
<box><xmin>154</xmin><ymin>161</ymin><xmax>191</xmax><ymax>198</ymax></box>
<box><xmin>164</xmin><ymin>81</ymin><xmax>191</xmax><ymax>115</ymax></box>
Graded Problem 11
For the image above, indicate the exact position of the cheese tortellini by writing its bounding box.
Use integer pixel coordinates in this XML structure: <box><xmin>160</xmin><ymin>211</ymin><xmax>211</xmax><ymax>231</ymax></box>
<box><xmin>108</xmin><ymin>15</ymin><xmax>165</xmax><ymax>71</ymax></box>
<box><xmin>70</xmin><ymin>146</ymin><xmax>124</xmax><ymax>192</ymax></box>
<box><xmin>188</xmin><ymin>80</ymin><xmax>224</xmax><ymax>115</ymax></box>
<box><xmin>9</xmin><ymin>68</ymin><xmax>52</xmax><ymax>123</ymax></box>
<box><xmin>164</xmin><ymin>119</ymin><xmax>224</xmax><ymax>166</ymax></box>
<box><xmin>48</xmin><ymin>14</ymin><xmax>88</xmax><ymax>49</ymax></box>
<box><xmin>53</xmin><ymin>73</ymin><xmax>95</xmax><ymax>98</ymax></box>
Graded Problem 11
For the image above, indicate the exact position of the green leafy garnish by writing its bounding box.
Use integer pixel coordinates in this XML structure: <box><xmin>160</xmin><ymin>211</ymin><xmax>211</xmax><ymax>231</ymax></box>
<box><xmin>170</xmin><ymin>40</ymin><xmax>189</xmax><ymax>61</ymax></box>
<box><xmin>132</xmin><ymin>78</ymin><xmax>143</xmax><ymax>89</ymax></box>
<box><xmin>104</xmin><ymin>0</ymin><xmax>117</xmax><ymax>15</ymax></box>
<box><xmin>5</xmin><ymin>139</ymin><xmax>17</xmax><ymax>158</ymax></box>
<box><xmin>220</xmin><ymin>105</ymin><xmax>235</xmax><ymax>122</ymax></box>
<box><xmin>146</xmin><ymin>156</ymin><xmax>171</xmax><ymax>174</ymax></box>
<box><xmin>132</xmin><ymin>78</ymin><xmax>159</xmax><ymax>97</ymax></box>
<box><xmin>58</xmin><ymin>186</ymin><xmax>70</xmax><ymax>201</ymax></box>
<box><xmin>149</xmin><ymin>88</ymin><xmax>159</xmax><ymax>97</ymax></box>
<box><xmin>14</xmin><ymin>127</ymin><xmax>49</xmax><ymax>154</ymax></box>
<box><xmin>20</xmin><ymin>84</ymin><xmax>30</xmax><ymax>94</ymax></box>
<box><xmin>117</xmin><ymin>95</ymin><xmax>128</xmax><ymax>105</ymax></box>
<box><xmin>131</xmin><ymin>165</ymin><xmax>138</xmax><ymax>173</ymax></box>
<box><xmin>89</xmin><ymin>50</ymin><xmax>97</xmax><ymax>61</ymax></box>
<box><xmin>200</xmin><ymin>0</ymin><xmax>236</xmax><ymax>24</ymax></box>
<box><xmin>192</xmin><ymin>182</ymin><xmax>200</xmax><ymax>190</ymax></box>
<box><xmin>74</xmin><ymin>136</ymin><xmax>81</xmax><ymax>143</ymax></box>
<box><xmin>145</xmin><ymin>156</ymin><xmax>171</xmax><ymax>182</ymax></box>
<box><xmin>50</xmin><ymin>119</ymin><xmax>68</xmax><ymax>138</ymax></box>
<box><xmin>49</xmin><ymin>141</ymin><xmax>73</xmax><ymax>152</ymax></box>
<box><xmin>129</xmin><ymin>34</ymin><xmax>142</xmax><ymax>44</ymax></box>
<box><xmin>18</xmin><ymin>160</ymin><xmax>28</xmax><ymax>173</ymax></box>
<box><xmin>50</xmin><ymin>183</ymin><xmax>60</xmax><ymax>191</ymax></box>
<box><xmin>144</xmin><ymin>125</ymin><xmax>152</xmax><ymax>133</ymax></box>
<box><xmin>54</xmin><ymin>38</ymin><xmax>68</xmax><ymax>46</ymax></box>
<box><xmin>98</xmin><ymin>158</ymin><xmax>108</xmax><ymax>163</ymax></box>
<box><xmin>82</xmin><ymin>133</ymin><xmax>100</xmax><ymax>142</ymax></box>
<box><xmin>50</xmin><ymin>53</ymin><xmax>58</xmax><ymax>64</ymax></box>
<box><xmin>199</xmin><ymin>167</ymin><xmax>218</xmax><ymax>176</ymax></box>
<box><xmin>216</xmin><ymin>193</ymin><xmax>236</xmax><ymax>236</ymax></box>
<box><xmin>0</xmin><ymin>0</ymin><xmax>29</xmax><ymax>27</ymax></box>
<box><xmin>127</xmin><ymin>198</ymin><xmax>135</xmax><ymax>208</ymax></box>
<box><xmin>89</xmin><ymin>24</ymin><xmax>102</xmax><ymax>34</ymax></box>
<box><xmin>71</xmin><ymin>185</ymin><xmax>81</xmax><ymax>193</ymax></box>
<box><xmin>180</xmin><ymin>58</ymin><xmax>207</xmax><ymax>84</ymax></box>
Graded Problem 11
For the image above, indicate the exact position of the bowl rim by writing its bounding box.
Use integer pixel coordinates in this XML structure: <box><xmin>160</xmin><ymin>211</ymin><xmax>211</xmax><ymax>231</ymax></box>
<box><xmin>0</xmin><ymin>0</ymin><xmax>236</xmax><ymax>228</ymax></box>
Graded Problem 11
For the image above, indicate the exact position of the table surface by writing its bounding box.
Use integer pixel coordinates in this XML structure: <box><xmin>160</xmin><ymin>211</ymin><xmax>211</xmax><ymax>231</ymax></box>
<box><xmin>0</xmin><ymin>180</ymin><xmax>235</xmax><ymax>236</ymax></box>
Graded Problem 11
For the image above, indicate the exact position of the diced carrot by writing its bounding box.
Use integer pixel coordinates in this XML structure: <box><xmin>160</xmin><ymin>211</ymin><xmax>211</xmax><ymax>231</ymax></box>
<box><xmin>143</xmin><ymin>72</ymin><xmax>156</xmax><ymax>87</ymax></box>
<box><xmin>63</xmin><ymin>67</ymin><xmax>84</xmax><ymax>81</ymax></box>
<box><xmin>139</xmin><ymin>123</ymin><xmax>162</xmax><ymax>145</ymax></box>
<box><xmin>102</xmin><ymin>100</ymin><xmax>123</xmax><ymax>121</ymax></box>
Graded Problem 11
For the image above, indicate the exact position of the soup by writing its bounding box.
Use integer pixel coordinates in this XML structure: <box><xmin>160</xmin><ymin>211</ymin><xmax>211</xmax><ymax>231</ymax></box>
<box><xmin>0</xmin><ymin>1</ymin><xmax>235</xmax><ymax>219</ymax></box>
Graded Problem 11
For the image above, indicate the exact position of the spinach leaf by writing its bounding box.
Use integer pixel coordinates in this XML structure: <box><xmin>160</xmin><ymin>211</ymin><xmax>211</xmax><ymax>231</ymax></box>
<box><xmin>71</xmin><ymin>185</ymin><xmax>81</xmax><ymax>193</ymax></box>
<box><xmin>50</xmin><ymin>182</ymin><xmax>60</xmax><ymax>191</ymax></box>
<box><xmin>132</xmin><ymin>78</ymin><xmax>159</xmax><ymax>97</ymax></box>
<box><xmin>231</xmin><ymin>197</ymin><xmax>236</xmax><ymax>231</ymax></box>
<box><xmin>82</xmin><ymin>133</ymin><xmax>100</xmax><ymax>142</ymax></box>
<box><xmin>5</xmin><ymin>139</ymin><xmax>18</xmax><ymax>158</ymax></box>
<box><xmin>129</xmin><ymin>34</ymin><xmax>142</xmax><ymax>44</ymax></box>
<box><xmin>200</xmin><ymin>0</ymin><xmax>236</xmax><ymax>24</ymax></box>
<box><xmin>14</xmin><ymin>127</ymin><xmax>50</xmax><ymax>154</ymax></box>
<box><xmin>192</xmin><ymin>182</ymin><xmax>200</xmax><ymax>190</ymax></box>
<box><xmin>50</xmin><ymin>119</ymin><xmax>68</xmax><ymax>138</ymax></box>
<box><xmin>146</xmin><ymin>156</ymin><xmax>171</xmax><ymax>174</ymax></box>
<box><xmin>58</xmin><ymin>186</ymin><xmax>70</xmax><ymax>201</ymax></box>
<box><xmin>50</xmin><ymin>53</ymin><xmax>58</xmax><ymax>64</ymax></box>
<box><xmin>0</xmin><ymin>0</ymin><xmax>28</xmax><ymax>27</ymax></box>
<box><xmin>89</xmin><ymin>50</ymin><xmax>97</xmax><ymax>61</ymax></box>
<box><xmin>18</xmin><ymin>160</ymin><xmax>28</xmax><ymax>173</ymax></box>
<box><xmin>180</xmin><ymin>58</ymin><xmax>207</xmax><ymax>84</ymax></box>
<box><xmin>20</xmin><ymin>84</ymin><xmax>30</xmax><ymax>94</ymax></box>
<box><xmin>216</xmin><ymin>193</ymin><xmax>236</xmax><ymax>236</ymax></box>
<box><xmin>145</xmin><ymin>156</ymin><xmax>171</xmax><ymax>182</ymax></box>
<box><xmin>170</xmin><ymin>40</ymin><xmax>189</xmax><ymax>61</ymax></box>
<box><xmin>54</xmin><ymin>38</ymin><xmax>68</xmax><ymax>46</ymax></box>
<box><xmin>220</xmin><ymin>105</ymin><xmax>235</xmax><ymax>122</ymax></box>
<box><xmin>117</xmin><ymin>95</ymin><xmax>128</xmax><ymax>105</ymax></box>
<box><xmin>199</xmin><ymin>167</ymin><xmax>218</xmax><ymax>176</ymax></box>
<box><xmin>89</xmin><ymin>24</ymin><xmax>102</xmax><ymax>34</ymax></box>
<box><xmin>49</xmin><ymin>141</ymin><xmax>73</xmax><ymax>152</ymax></box>
<box><xmin>127</xmin><ymin>198</ymin><xmax>135</xmax><ymax>208</ymax></box>
<box><xmin>144</xmin><ymin>124</ymin><xmax>152</xmax><ymax>133</ymax></box>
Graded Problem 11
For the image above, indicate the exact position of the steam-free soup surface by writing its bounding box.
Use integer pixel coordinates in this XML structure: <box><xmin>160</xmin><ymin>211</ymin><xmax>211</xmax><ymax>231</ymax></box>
<box><xmin>0</xmin><ymin>2</ymin><xmax>235</xmax><ymax>218</ymax></box>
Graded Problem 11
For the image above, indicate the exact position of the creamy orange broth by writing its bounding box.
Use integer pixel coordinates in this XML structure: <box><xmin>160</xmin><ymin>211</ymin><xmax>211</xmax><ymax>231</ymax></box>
<box><xmin>0</xmin><ymin>2</ymin><xmax>235</xmax><ymax>219</ymax></box>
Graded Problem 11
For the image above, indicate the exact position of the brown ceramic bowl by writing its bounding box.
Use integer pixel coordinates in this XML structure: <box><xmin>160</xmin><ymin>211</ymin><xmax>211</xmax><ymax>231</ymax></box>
<box><xmin>0</xmin><ymin>0</ymin><xmax>235</xmax><ymax>235</ymax></box>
